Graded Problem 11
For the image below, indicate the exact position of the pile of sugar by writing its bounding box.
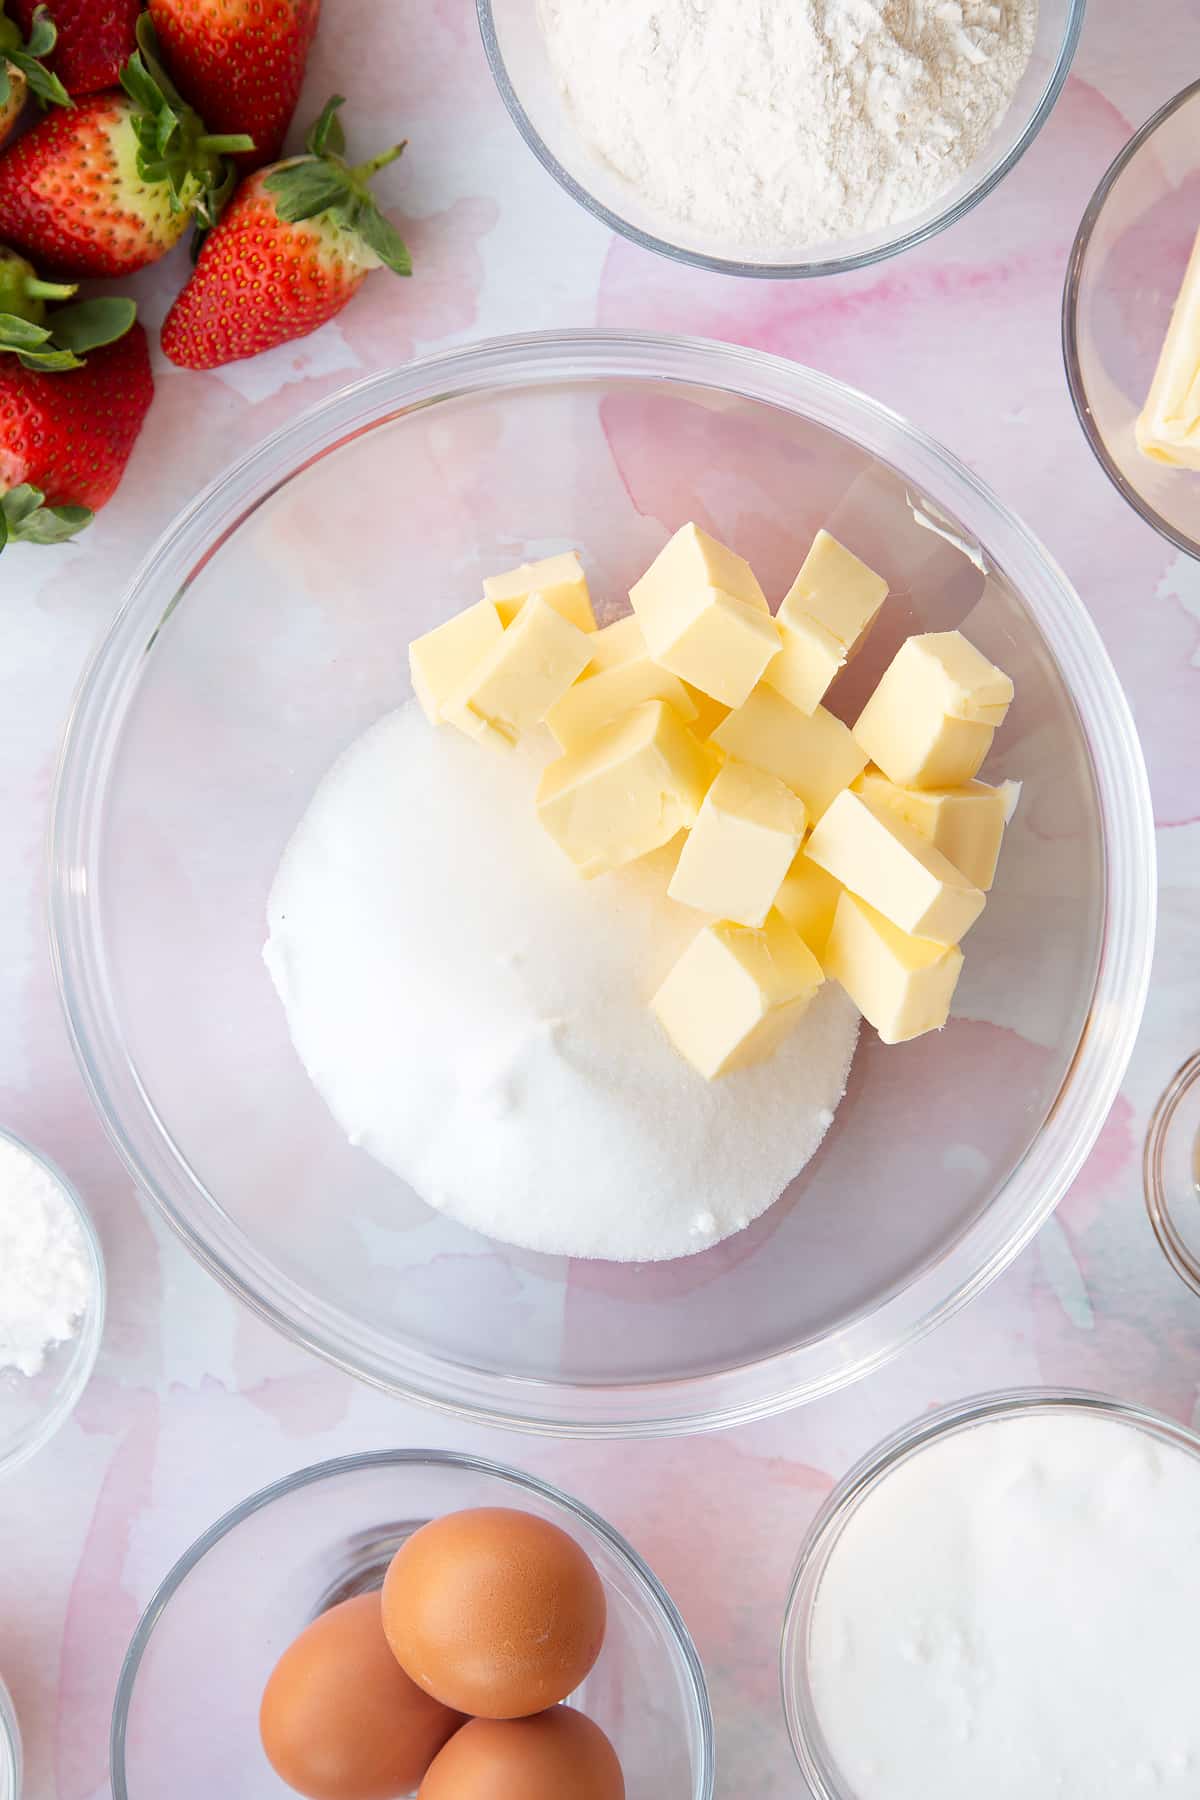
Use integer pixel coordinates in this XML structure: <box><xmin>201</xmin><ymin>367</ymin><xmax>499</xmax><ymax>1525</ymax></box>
<box><xmin>810</xmin><ymin>1411</ymin><xmax>1200</xmax><ymax>1798</ymax></box>
<box><xmin>264</xmin><ymin>703</ymin><xmax>859</xmax><ymax>1263</ymax></box>
<box><xmin>0</xmin><ymin>1135</ymin><xmax>92</xmax><ymax>1378</ymax></box>
<box><xmin>539</xmin><ymin>0</ymin><xmax>1038</xmax><ymax>252</ymax></box>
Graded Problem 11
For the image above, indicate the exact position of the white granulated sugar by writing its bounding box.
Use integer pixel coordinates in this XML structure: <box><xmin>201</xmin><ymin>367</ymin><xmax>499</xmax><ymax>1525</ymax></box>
<box><xmin>0</xmin><ymin>1136</ymin><xmax>92</xmax><ymax>1378</ymax></box>
<box><xmin>539</xmin><ymin>0</ymin><xmax>1038</xmax><ymax>251</ymax></box>
<box><xmin>264</xmin><ymin>703</ymin><xmax>858</xmax><ymax>1263</ymax></box>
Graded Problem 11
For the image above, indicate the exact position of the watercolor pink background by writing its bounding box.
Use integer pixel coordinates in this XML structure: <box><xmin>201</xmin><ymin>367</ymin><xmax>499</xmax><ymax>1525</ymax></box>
<box><xmin>3</xmin><ymin>3</ymin><xmax>1200</xmax><ymax>1794</ymax></box>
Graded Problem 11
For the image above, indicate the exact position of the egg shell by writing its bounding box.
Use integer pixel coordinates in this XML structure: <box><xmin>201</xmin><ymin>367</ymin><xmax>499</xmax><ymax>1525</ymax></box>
<box><xmin>382</xmin><ymin>1507</ymin><xmax>607</xmax><ymax>1719</ymax></box>
<box><xmin>260</xmin><ymin>1591</ymin><xmax>466</xmax><ymax>1800</ymax></box>
<box><xmin>418</xmin><ymin>1707</ymin><xmax>625</xmax><ymax>1800</ymax></box>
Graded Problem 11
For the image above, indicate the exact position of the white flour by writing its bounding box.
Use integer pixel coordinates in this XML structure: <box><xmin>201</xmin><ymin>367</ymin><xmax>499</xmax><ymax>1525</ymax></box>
<box><xmin>539</xmin><ymin>0</ymin><xmax>1038</xmax><ymax>251</ymax></box>
<box><xmin>0</xmin><ymin>1136</ymin><xmax>92</xmax><ymax>1378</ymax></box>
<box><xmin>264</xmin><ymin>703</ymin><xmax>859</xmax><ymax>1263</ymax></box>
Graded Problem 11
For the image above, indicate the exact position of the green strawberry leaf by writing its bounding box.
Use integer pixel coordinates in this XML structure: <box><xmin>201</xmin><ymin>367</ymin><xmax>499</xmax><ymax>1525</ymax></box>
<box><xmin>307</xmin><ymin>94</ymin><xmax>347</xmax><ymax>158</ymax></box>
<box><xmin>0</xmin><ymin>62</ymin><xmax>9</xmax><ymax>109</ymax></box>
<box><xmin>122</xmin><ymin>27</ymin><xmax>253</xmax><ymax>217</ymax></box>
<box><xmin>264</xmin><ymin>99</ymin><xmax>413</xmax><ymax>280</ymax></box>
<box><xmin>0</xmin><ymin>485</ymin><xmax>93</xmax><ymax>550</ymax></box>
<box><xmin>265</xmin><ymin>161</ymin><xmax>353</xmax><ymax>224</ymax></box>
<box><xmin>11</xmin><ymin>50</ymin><xmax>72</xmax><ymax>109</ymax></box>
<box><xmin>351</xmin><ymin>202</ymin><xmax>412</xmax><ymax>276</ymax></box>
<box><xmin>0</xmin><ymin>312</ymin><xmax>52</xmax><ymax>350</ymax></box>
<box><xmin>49</xmin><ymin>296</ymin><xmax>137</xmax><ymax>353</ymax></box>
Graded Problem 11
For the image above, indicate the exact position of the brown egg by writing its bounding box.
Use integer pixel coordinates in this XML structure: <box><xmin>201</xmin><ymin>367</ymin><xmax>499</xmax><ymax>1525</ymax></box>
<box><xmin>260</xmin><ymin>1591</ymin><xmax>465</xmax><ymax>1800</ymax></box>
<box><xmin>418</xmin><ymin>1707</ymin><xmax>625</xmax><ymax>1800</ymax></box>
<box><xmin>381</xmin><ymin>1507</ymin><xmax>607</xmax><ymax>1719</ymax></box>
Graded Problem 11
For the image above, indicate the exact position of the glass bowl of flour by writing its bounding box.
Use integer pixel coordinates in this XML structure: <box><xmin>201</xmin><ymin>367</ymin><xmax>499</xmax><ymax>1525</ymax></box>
<box><xmin>479</xmin><ymin>0</ymin><xmax>1084</xmax><ymax>276</ymax></box>
<box><xmin>49</xmin><ymin>331</ymin><xmax>1152</xmax><ymax>1435</ymax></box>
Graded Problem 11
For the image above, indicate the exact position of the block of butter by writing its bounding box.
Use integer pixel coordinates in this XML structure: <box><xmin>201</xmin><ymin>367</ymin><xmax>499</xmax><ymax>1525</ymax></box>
<box><xmin>409</xmin><ymin>598</ymin><xmax>504</xmax><ymax>724</ymax></box>
<box><xmin>651</xmin><ymin>911</ymin><xmax>824</xmax><ymax>1079</ymax></box>
<box><xmin>583</xmin><ymin>613</ymin><xmax>644</xmax><ymax>672</ymax></box>
<box><xmin>773</xmin><ymin>851</ymin><xmax>843</xmax><ymax>959</ymax></box>
<box><xmin>483</xmin><ymin>550</ymin><xmax>597</xmax><ymax>633</ymax></box>
<box><xmin>825</xmin><ymin>891</ymin><xmax>964</xmax><ymax>1044</ymax></box>
<box><xmin>761</xmin><ymin>611</ymin><xmax>847</xmax><ymax>715</ymax></box>
<box><xmin>451</xmin><ymin>595</ymin><xmax>592</xmax><ymax>748</ymax></box>
<box><xmin>854</xmin><ymin>769</ymin><xmax>1018</xmax><ymax>891</ymax></box>
<box><xmin>668</xmin><ymin>761</ymin><xmax>808</xmax><ymax>928</ymax></box>
<box><xmin>630</xmin><ymin>522</ymin><xmax>780</xmax><ymax>708</ymax></box>
<box><xmin>1137</xmin><ymin>226</ymin><xmax>1200</xmax><ymax>469</ymax></box>
<box><xmin>805</xmin><ymin>788</ymin><xmax>985</xmax><ymax>945</ymax></box>
<box><xmin>545</xmin><ymin>620</ymin><xmax>697</xmax><ymax>750</ymax></box>
<box><xmin>711</xmin><ymin>683</ymin><xmax>868</xmax><ymax>821</ymax></box>
<box><xmin>765</xmin><ymin>531</ymin><xmax>889</xmax><ymax>713</ymax></box>
<box><xmin>537</xmin><ymin>699</ymin><xmax>715</xmax><ymax>877</ymax></box>
<box><xmin>853</xmin><ymin>631</ymin><xmax>1012</xmax><ymax>787</ymax></box>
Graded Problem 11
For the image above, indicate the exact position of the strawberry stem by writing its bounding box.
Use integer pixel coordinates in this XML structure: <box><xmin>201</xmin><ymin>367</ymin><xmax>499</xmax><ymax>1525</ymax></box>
<box><xmin>24</xmin><ymin>277</ymin><xmax>75</xmax><ymax>301</ymax></box>
<box><xmin>351</xmin><ymin>143</ymin><xmax>407</xmax><ymax>181</ymax></box>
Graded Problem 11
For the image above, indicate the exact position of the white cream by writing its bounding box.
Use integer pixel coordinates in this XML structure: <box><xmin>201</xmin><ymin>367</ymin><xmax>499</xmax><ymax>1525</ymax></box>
<box><xmin>809</xmin><ymin>1410</ymin><xmax>1200</xmax><ymax>1798</ymax></box>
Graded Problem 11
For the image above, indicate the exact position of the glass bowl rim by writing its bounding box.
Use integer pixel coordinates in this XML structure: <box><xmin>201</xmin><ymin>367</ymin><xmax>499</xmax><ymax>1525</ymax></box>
<box><xmin>0</xmin><ymin>1122</ymin><xmax>106</xmax><ymax>1480</ymax></box>
<box><xmin>48</xmin><ymin>328</ymin><xmax>1157</xmax><ymax>1438</ymax></box>
<box><xmin>779</xmin><ymin>1384</ymin><xmax>1200</xmax><ymax>1795</ymax></box>
<box><xmin>108</xmin><ymin>1445</ymin><xmax>716</xmax><ymax>1800</ymax></box>
<box><xmin>1062</xmin><ymin>73</ymin><xmax>1200</xmax><ymax>560</ymax></box>
<box><xmin>0</xmin><ymin>1676</ymin><xmax>20</xmax><ymax>1800</ymax></box>
<box><xmin>1143</xmin><ymin>1047</ymin><xmax>1200</xmax><ymax>1297</ymax></box>
<box><xmin>476</xmin><ymin>0</ymin><xmax>1086</xmax><ymax>279</ymax></box>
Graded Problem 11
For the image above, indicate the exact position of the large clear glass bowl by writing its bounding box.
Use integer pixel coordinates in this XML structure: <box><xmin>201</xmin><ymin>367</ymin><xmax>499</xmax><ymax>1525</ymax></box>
<box><xmin>49</xmin><ymin>331</ymin><xmax>1155</xmax><ymax>1436</ymax></box>
<box><xmin>479</xmin><ymin>0</ymin><xmax>1084</xmax><ymax>277</ymax></box>
<box><xmin>110</xmin><ymin>1449</ymin><xmax>713</xmax><ymax>1800</ymax></box>
<box><xmin>1064</xmin><ymin>78</ymin><xmax>1200</xmax><ymax>558</ymax></box>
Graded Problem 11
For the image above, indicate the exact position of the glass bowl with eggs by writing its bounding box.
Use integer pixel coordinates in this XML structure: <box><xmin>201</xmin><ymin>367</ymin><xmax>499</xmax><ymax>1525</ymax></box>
<box><xmin>478</xmin><ymin>0</ymin><xmax>1084</xmax><ymax>277</ymax></box>
<box><xmin>110</xmin><ymin>1449</ymin><xmax>713</xmax><ymax>1800</ymax></box>
<box><xmin>50</xmin><ymin>330</ymin><xmax>1154</xmax><ymax>1436</ymax></box>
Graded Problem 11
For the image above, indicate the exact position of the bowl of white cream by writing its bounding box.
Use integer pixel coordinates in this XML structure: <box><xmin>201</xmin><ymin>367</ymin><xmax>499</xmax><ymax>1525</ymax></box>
<box><xmin>782</xmin><ymin>1389</ymin><xmax>1200</xmax><ymax>1799</ymax></box>
<box><xmin>479</xmin><ymin>0</ymin><xmax>1084</xmax><ymax>276</ymax></box>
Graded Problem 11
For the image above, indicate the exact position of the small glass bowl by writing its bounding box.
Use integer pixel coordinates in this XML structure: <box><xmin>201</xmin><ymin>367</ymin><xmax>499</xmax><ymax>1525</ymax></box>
<box><xmin>479</xmin><ymin>0</ymin><xmax>1084</xmax><ymax>277</ymax></box>
<box><xmin>1144</xmin><ymin>1049</ymin><xmax>1200</xmax><ymax>1297</ymax></box>
<box><xmin>0</xmin><ymin>1678</ymin><xmax>20</xmax><ymax>1800</ymax></box>
<box><xmin>0</xmin><ymin>1126</ymin><xmax>105</xmax><ymax>1479</ymax></box>
<box><xmin>1064</xmin><ymin>77</ymin><xmax>1200</xmax><ymax>558</ymax></box>
<box><xmin>111</xmin><ymin>1448</ymin><xmax>714</xmax><ymax>1800</ymax></box>
<box><xmin>780</xmin><ymin>1387</ymin><xmax>1200</xmax><ymax>1795</ymax></box>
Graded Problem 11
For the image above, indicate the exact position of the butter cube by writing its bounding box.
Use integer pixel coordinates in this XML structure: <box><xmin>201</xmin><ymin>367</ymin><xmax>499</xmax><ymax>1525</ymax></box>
<box><xmin>711</xmin><ymin>684</ymin><xmax>868</xmax><ymax>821</ymax></box>
<box><xmin>825</xmin><ymin>891</ymin><xmax>963</xmax><ymax>1044</ymax></box>
<box><xmin>537</xmin><ymin>700</ymin><xmax>715</xmax><ymax>877</ymax></box>
<box><xmin>774</xmin><ymin>852</ymin><xmax>843</xmax><ymax>959</ymax></box>
<box><xmin>545</xmin><ymin>629</ymin><xmax>697</xmax><ymax>751</ymax></box>
<box><xmin>763</xmin><ymin>611</ymin><xmax>847</xmax><ymax>714</ymax></box>
<box><xmin>452</xmin><ymin>595</ymin><xmax>592</xmax><ymax>748</ymax></box>
<box><xmin>684</xmin><ymin>685</ymin><xmax>732</xmax><ymax>739</ymax></box>
<box><xmin>585</xmin><ymin>613</ymin><xmax>644</xmax><ymax>672</ymax></box>
<box><xmin>854</xmin><ymin>770</ymin><xmax>1017</xmax><ymax>891</ymax></box>
<box><xmin>853</xmin><ymin>631</ymin><xmax>1013</xmax><ymax>788</ymax></box>
<box><xmin>668</xmin><ymin>762</ymin><xmax>808</xmax><ymax>927</ymax></box>
<box><xmin>1137</xmin><ymin>225</ymin><xmax>1200</xmax><ymax>468</ymax></box>
<box><xmin>409</xmin><ymin>599</ymin><xmax>505</xmax><ymax>724</ymax></box>
<box><xmin>806</xmin><ymin>788</ymin><xmax>985</xmax><ymax>945</ymax></box>
<box><xmin>651</xmin><ymin>912</ymin><xmax>824</xmax><ymax>1079</ymax></box>
<box><xmin>779</xmin><ymin>530</ymin><xmax>888</xmax><ymax>647</ymax></box>
<box><xmin>630</xmin><ymin>523</ymin><xmax>779</xmax><ymax>707</ymax></box>
<box><xmin>484</xmin><ymin>551</ymin><xmax>597</xmax><ymax>633</ymax></box>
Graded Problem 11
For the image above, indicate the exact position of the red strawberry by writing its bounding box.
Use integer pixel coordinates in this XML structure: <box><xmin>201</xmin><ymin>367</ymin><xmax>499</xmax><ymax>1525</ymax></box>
<box><xmin>0</xmin><ymin>20</ymin><xmax>252</xmax><ymax>278</ymax></box>
<box><xmin>161</xmin><ymin>97</ymin><xmax>410</xmax><ymax>371</ymax></box>
<box><xmin>149</xmin><ymin>0</ymin><xmax>320</xmax><ymax>172</ymax></box>
<box><xmin>9</xmin><ymin>0</ymin><xmax>140</xmax><ymax>96</ymax></box>
<box><xmin>0</xmin><ymin>3</ymin><xmax>71</xmax><ymax>145</ymax></box>
<box><xmin>0</xmin><ymin>296</ymin><xmax>152</xmax><ymax>548</ymax></box>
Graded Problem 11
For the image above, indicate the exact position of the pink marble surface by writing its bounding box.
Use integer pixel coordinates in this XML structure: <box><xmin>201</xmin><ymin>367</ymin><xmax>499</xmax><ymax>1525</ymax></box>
<box><xmin>3</xmin><ymin>2</ymin><xmax>1200</xmax><ymax>1794</ymax></box>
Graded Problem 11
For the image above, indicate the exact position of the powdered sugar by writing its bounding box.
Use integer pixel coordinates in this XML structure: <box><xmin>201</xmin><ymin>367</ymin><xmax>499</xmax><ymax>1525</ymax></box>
<box><xmin>539</xmin><ymin>0</ymin><xmax>1038</xmax><ymax>252</ymax></box>
<box><xmin>0</xmin><ymin>1135</ymin><xmax>93</xmax><ymax>1379</ymax></box>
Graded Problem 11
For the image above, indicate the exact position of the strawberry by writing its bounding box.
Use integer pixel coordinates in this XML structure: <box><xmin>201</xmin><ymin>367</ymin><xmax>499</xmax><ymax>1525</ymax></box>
<box><xmin>0</xmin><ymin>290</ymin><xmax>151</xmax><ymax>548</ymax></box>
<box><xmin>0</xmin><ymin>18</ymin><xmax>252</xmax><ymax>278</ymax></box>
<box><xmin>9</xmin><ymin>0</ymin><xmax>140</xmax><ymax>97</ymax></box>
<box><xmin>149</xmin><ymin>0</ymin><xmax>320</xmax><ymax>172</ymax></box>
<box><xmin>0</xmin><ymin>4</ymin><xmax>70</xmax><ymax>146</ymax></box>
<box><xmin>161</xmin><ymin>97</ymin><xmax>410</xmax><ymax>371</ymax></box>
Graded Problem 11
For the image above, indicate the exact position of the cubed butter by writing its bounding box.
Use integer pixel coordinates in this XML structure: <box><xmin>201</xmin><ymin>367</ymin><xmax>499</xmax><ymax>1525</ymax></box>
<box><xmin>762</xmin><ymin>610</ymin><xmax>847</xmax><ymax>714</ymax></box>
<box><xmin>853</xmin><ymin>770</ymin><xmax>1016</xmax><ymax>891</ymax></box>
<box><xmin>1137</xmin><ymin>225</ymin><xmax>1200</xmax><ymax>468</ymax></box>
<box><xmin>584</xmin><ymin>613</ymin><xmax>644</xmax><ymax>672</ymax></box>
<box><xmin>651</xmin><ymin>912</ymin><xmax>824</xmax><ymax>1079</ymax></box>
<box><xmin>779</xmin><ymin>530</ymin><xmax>888</xmax><ymax>647</ymax></box>
<box><xmin>711</xmin><ymin>684</ymin><xmax>868</xmax><ymax>821</ymax></box>
<box><xmin>545</xmin><ymin>639</ymin><xmax>697</xmax><ymax>751</ymax></box>
<box><xmin>853</xmin><ymin>631</ymin><xmax>1013</xmax><ymax>788</ymax></box>
<box><xmin>825</xmin><ymin>891</ymin><xmax>963</xmax><ymax>1044</ymax></box>
<box><xmin>409</xmin><ymin>599</ymin><xmax>504</xmax><ymax>724</ymax></box>
<box><xmin>684</xmin><ymin>684</ymin><xmax>732</xmax><ymax>739</ymax></box>
<box><xmin>451</xmin><ymin>595</ymin><xmax>592</xmax><ymax>748</ymax></box>
<box><xmin>630</xmin><ymin>523</ymin><xmax>779</xmax><ymax>707</ymax></box>
<box><xmin>805</xmin><ymin>788</ymin><xmax>985</xmax><ymax>945</ymax></box>
<box><xmin>537</xmin><ymin>700</ymin><xmax>715</xmax><ymax>877</ymax></box>
<box><xmin>668</xmin><ymin>761</ymin><xmax>808</xmax><ymax>927</ymax></box>
<box><xmin>483</xmin><ymin>551</ymin><xmax>597</xmax><ymax>633</ymax></box>
<box><xmin>774</xmin><ymin>851</ymin><xmax>843</xmax><ymax>959</ymax></box>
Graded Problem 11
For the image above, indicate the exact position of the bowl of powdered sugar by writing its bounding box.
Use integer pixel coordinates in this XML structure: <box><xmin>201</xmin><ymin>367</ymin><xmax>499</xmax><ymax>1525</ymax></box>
<box><xmin>0</xmin><ymin>1126</ymin><xmax>105</xmax><ymax>1478</ymax></box>
<box><xmin>480</xmin><ymin>0</ymin><xmax>1084</xmax><ymax>275</ymax></box>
